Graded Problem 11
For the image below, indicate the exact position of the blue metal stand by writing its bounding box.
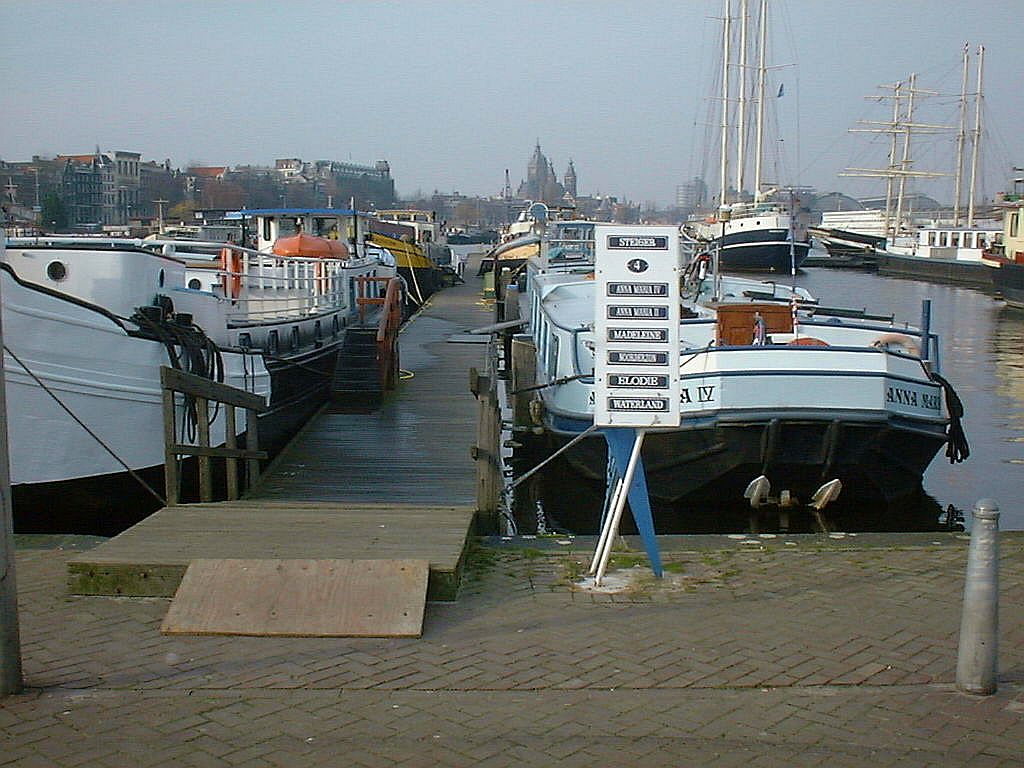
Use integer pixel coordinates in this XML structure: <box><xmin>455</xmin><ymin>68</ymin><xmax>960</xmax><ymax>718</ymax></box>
<box><xmin>602</xmin><ymin>428</ymin><xmax>663</xmax><ymax>578</ymax></box>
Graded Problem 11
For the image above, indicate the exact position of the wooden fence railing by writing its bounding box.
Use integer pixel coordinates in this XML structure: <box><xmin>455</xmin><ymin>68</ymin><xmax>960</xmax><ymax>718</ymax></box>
<box><xmin>160</xmin><ymin>366</ymin><xmax>269</xmax><ymax>506</ymax></box>
<box><xmin>355</xmin><ymin>276</ymin><xmax>404</xmax><ymax>391</ymax></box>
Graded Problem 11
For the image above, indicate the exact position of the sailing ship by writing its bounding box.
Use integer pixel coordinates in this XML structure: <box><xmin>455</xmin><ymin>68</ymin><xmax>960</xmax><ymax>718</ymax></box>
<box><xmin>826</xmin><ymin>45</ymin><xmax>1000</xmax><ymax>287</ymax></box>
<box><xmin>688</xmin><ymin>0</ymin><xmax>810</xmax><ymax>273</ymax></box>
<box><xmin>502</xmin><ymin>215</ymin><xmax>968</xmax><ymax>533</ymax></box>
<box><xmin>2</xmin><ymin>212</ymin><xmax>401</xmax><ymax>533</ymax></box>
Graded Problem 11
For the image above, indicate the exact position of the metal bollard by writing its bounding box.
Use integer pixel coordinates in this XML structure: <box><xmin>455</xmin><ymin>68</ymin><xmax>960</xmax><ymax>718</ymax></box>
<box><xmin>956</xmin><ymin>499</ymin><xmax>1000</xmax><ymax>695</ymax></box>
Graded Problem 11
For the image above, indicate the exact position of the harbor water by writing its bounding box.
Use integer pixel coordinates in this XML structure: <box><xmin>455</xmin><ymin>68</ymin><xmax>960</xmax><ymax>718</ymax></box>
<box><xmin>789</xmin><ymin>263</ymin><xmax>1024</xmax><ymax>531</ymax></box>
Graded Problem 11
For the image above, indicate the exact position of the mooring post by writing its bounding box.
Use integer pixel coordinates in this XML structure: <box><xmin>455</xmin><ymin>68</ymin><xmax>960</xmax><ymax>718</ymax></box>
<box><xmin>956</xmin><ymin>498</ymin><xmax>1000</xmax><ymax>695</ymax></box>
<box><xmin>0</xmin><ymin>235</ymin><xmax>24</xmax><ymax>694</ymax></box>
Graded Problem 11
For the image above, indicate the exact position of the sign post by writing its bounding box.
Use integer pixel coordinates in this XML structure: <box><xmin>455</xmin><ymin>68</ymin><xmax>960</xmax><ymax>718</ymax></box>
<box><xmin>590</xmin><ymin>225</ymin><xmax>681</xmax><ymax>585</ymax></box>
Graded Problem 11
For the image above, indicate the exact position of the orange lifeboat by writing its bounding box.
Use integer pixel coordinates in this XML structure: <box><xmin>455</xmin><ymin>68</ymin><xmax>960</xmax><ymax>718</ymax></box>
<box><xmin>272</xmin><ymin>232</ymin><xmax>349</xmax><ymax>259</ymax></box>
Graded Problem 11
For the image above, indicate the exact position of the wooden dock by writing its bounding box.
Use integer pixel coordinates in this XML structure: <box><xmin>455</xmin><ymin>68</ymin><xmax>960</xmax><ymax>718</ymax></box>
<box><xmin>69</xmin><ymin>262</ymin><xmax>494</xmax><ymax>604</ymax></box>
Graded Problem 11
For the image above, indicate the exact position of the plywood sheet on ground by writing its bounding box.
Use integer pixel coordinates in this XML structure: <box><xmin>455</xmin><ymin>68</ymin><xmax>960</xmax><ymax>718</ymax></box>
<box><xmin>161</xmin><ymin>558</ymin><xmax>428</xmax><ymax>637</ymax></box>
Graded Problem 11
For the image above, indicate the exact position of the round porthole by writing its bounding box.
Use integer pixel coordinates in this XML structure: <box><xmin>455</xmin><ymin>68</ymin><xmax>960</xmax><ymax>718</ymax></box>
<box><xmin>187</xmin><ymin>278</ymin><xmax>202</xmax><ymax>290</ymax></box>
<box><xmin>158</xmin><ymin>268</ymin><xmax>166</xmax><ymax>287</ymax></box>
<box><xmin>46</xmin><ymin>260</ymin><xmax>68</xmax><ymax>282</ymax></box>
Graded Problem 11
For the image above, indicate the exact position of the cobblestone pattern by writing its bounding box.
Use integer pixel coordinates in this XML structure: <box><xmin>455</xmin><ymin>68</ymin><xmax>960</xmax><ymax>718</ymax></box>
<box><xmin>2</xmin><ymin>541</ymin><xmax>1022</xmax><ymax>766</ymax></box>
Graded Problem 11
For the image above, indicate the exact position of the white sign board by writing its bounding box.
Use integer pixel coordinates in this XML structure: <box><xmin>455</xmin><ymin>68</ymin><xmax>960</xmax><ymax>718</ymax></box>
<box><xmin>594</xmin><ymin>225</ymin><xmax>681</xmax><ymax>428</ymax></box>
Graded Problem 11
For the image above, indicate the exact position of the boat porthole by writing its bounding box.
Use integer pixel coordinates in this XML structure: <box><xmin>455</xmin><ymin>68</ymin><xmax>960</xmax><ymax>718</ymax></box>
<box><xmin>158</xmin><ymin>268</ymin><xmax>166</xmax><ymax>287</ymax></box>
<box><xmin>187</xmin><ymin>278</ymin><xmax>202</xmax><ymax>290</ymax></box>
<box><xmin>46</xmin><ymin>260</ymin><xmax>68</xmax><ymax>282</ymax></box>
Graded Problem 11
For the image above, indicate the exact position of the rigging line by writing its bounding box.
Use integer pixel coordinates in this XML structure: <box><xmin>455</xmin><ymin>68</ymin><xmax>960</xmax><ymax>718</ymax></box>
<box><xmin>2</xmin><ymin>344</ymin><xmax>167</xmax><ymax>507</ymax></box>
<box><xmin>508</xmin><ymin>424</ymin><xmax>600</xmax><ymax>491</ymax></box>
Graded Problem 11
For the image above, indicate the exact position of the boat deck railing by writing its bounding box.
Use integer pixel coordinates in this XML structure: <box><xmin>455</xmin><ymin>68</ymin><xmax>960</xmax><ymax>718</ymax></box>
<box><xmin>164</xmin><ymin>240</ymin><xmax>386</xmax><ymax>324</ymax></box>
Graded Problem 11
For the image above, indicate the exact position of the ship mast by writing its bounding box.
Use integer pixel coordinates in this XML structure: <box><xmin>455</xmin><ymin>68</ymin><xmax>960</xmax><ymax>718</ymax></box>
<box><xmin>953</xmin><ymin>43</ymin><xmax>969</xmax><ymax>226</ymax></box>
<box><xmin>893</xmin><ymin>72</ymin><xmax>919</xmax><ymax>235</ymax></box>
<box><xmin>735</xmin><ymin>0</ymin><xmax>748</xmax><ymax>199</ymax></box>
<box><xmin>841</xmin><ymin>76</ymin><xmax>946</xmax><ymax>240</ymax></box>
<box><xmin>967</xmin><ymin>44</ymin><xmax>985</xmax><ymax>227</ymax></box>
<box><xmin>752</xmin><ymin>0</ymin><xmax>768</xmax><ymax>201</ymax></box>
<box><xmin>719</xmin><ymin>0</ymin><xmax>731</xmax><ymax>207</ymax></box>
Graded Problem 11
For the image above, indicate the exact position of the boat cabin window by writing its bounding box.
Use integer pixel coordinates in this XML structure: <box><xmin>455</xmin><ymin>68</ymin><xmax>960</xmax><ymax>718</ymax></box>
<box><xmin>262</xmin><ymin>218</ymin><xmax>272</xmax><ymax>242</ymax></box>
<box><xmin>187</xmin><ymin>278</ymin><xmax>202</xmax><ymax>290</ymax></box>
<box><xmin>291</xmin><ymin>326</ymin><xmax>300</xmax><ymax>351</ymax></box>
<box><xmin>546</xmin><ymin>334</ymin><xmax>560</xmax><ymax>382</ymax></box>
<box><xmin>940</xmin><ymin>232</ymin><xmax>948</xmax><ymax>247</ymax></box>
<box><xmin>951</xmin><ymin>232</ymin><xmax>960</xmax><ymax>247</ymax></box>
<box><xmin>928</xmin><ymin>231</ymin><xmax>937</xmax><ymax>246</ymax></box>
<box><xmin>267</xmin><ymin>330</ymin><xmax>279</xmax><ymax>355</ymax></box>
<box><xmin>1010</xmin><ymin>212</ymin><xmax>1019</xmax><ymax>238</ymax></box>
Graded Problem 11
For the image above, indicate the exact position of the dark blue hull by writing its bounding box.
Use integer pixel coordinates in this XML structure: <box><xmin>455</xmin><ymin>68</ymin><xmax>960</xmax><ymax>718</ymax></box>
<box><xmin>715</xmin><ymin>229</ymin><xmax>811</xmax><ymax>272</ymax></box>
<box><xmin>990</xmin><ymin>260</ymin><xmax>1024</xmax><ymax>308</ymax></box>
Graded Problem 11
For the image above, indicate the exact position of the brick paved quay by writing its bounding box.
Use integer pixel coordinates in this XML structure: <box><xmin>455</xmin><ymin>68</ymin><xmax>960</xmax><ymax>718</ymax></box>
<box><xmin>3</xmin><ymin>532</ymin><xmax>1023</xmax><ymax>767</ymax></box>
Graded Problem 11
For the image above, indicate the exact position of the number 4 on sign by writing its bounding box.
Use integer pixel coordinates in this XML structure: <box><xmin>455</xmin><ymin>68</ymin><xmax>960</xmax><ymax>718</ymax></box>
<box><xmin>589</xmin><ymin>428</ymin><xmax>663</xmax><ymax>586</ymax></box>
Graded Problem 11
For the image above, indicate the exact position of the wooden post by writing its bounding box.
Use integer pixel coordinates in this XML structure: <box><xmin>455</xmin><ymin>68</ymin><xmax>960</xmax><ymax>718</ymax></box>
<box><xmin>224</xmin><ymin>406</ymin><xmax>238</xmax><ymax>501</ymax></box>
<box><xmin>246</xmin><ymin>406</ymin><xmax>261</xmax><ymax>491</ymax></box>
<box><xmin>196</xmin><ymin>397</ymin><xmax>212</xmax><ymax>502</ymax></box>
<box><xmin>162</xmin><ymin>388</ymin><xmax>179</xmax><ymax>506</ymax></box>
<box><xmin>0</xmin><ymin>239</ymin><xmax>24</xmax><ymax>694</ymax></box>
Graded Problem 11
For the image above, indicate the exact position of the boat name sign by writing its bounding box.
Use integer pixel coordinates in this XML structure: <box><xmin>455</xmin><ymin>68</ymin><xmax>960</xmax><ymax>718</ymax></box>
<box><xmin>594</xmin><ymin>225</ymin><xmax>681</xmax><ymax>428</ymax></box>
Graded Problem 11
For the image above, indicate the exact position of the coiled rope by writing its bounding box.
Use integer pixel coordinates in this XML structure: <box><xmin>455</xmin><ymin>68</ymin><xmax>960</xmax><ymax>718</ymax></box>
<box><xmin>929</xmin><ymin>370</ymin><xmax>970</xmax><ymax>464</ymax></box>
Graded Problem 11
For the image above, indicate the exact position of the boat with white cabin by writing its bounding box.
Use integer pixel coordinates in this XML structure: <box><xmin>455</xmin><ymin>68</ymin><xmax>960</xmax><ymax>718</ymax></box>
<box><xmin>501</xmin><ymin>218</ymin><xmax>968</xmax><ymax>533</ymax></box>
<box><xmin>2</xmin><ymin>212</ymin><xmax>401</xmax><ymax>533</ymax></box>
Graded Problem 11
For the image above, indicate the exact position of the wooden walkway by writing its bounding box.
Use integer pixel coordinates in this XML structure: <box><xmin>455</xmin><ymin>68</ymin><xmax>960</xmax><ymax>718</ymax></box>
<box><xmin>253</xmin><ymin>266</ymin><xmax>493</xmax><ymax>504</ymax></box>
<box><xmin>68</xmin><ymin>262</ymin><xmax>494</xmax><ymax>603</ymax></box>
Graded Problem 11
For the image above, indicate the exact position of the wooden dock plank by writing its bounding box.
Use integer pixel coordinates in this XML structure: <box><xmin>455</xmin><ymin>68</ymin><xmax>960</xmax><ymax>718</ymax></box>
<box><xmin>69</xmin><ymin>501</ymin><xmax>475</xmax><ymax>601</ymax></box>
<box><xmin>68</xmin><ymin>265</ymin><xmax>491</xmax><ymax>605</ymax></box>
<box><xmin>161</xmin><ymin>559</ymin><xmax>429</xmax><ymax>638</ymax></box>
<box><xmin>250</xmin><ymin>279</ymin><xmax>493</xmax><ymax>506</ymax></box>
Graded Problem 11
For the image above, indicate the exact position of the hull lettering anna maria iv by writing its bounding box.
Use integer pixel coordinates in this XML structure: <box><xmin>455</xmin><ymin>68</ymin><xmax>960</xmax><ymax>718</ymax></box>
<box><xmin>2</xmin><ymin>209</ymin><xmax>402</xmax><ymax>534</ymax></box>
<box><xmin>491</xmin><ymin>216</ymin><xmax>969</xmax><ymax>534</ymax></box>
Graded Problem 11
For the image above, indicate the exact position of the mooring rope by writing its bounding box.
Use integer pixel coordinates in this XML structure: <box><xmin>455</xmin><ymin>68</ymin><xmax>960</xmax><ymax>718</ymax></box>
<box><xmin>2</xmin><ymin>344</ymin><xmax>167</xmax><ymax>506</ymax></box>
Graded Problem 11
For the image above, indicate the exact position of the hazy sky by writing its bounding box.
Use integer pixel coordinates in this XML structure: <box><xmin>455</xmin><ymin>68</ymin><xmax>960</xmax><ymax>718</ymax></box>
<box><xmin>3</xmin><ymin>1</ymin><xmax>1022</xmax><ymax>206</ymax></box>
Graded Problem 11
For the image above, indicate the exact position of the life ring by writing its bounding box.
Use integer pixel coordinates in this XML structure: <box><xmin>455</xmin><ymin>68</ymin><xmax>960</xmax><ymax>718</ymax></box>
<box><xmin>871</xmin><ymin>332</ymin><xmax>920</xmax><ymax>357</ymax></box>
<box><xmin>220</xmin><ymin>247</ymin><xmax>242</xmax><ymax>299</ymax></box>
<box><xmin>788</xmin><ymin>337</ymin><xmax>829</xmax><ymax>346</ymax></box>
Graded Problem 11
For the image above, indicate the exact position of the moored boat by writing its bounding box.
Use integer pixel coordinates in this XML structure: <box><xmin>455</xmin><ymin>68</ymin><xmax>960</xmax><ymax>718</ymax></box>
<box><xmin>2</xmin><ymin>218</ymin><xmax>401</xmax><ymax>534</ymax></box>
<box><xmin>500</xmin><ymin>218</ymin><xmax>968</xmax><ymax>534</ymax></box>
<box><xmin>984</xmin><ymin>193</ymin><xmax>1024</xmax><ymax>308</ymax></box>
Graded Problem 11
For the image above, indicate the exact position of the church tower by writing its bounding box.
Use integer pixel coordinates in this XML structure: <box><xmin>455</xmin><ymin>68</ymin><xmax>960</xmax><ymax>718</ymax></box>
<box><xmin>563</xmin><ymin>159</ymin><xmax>577</xmax><ymax>199</ymax></box>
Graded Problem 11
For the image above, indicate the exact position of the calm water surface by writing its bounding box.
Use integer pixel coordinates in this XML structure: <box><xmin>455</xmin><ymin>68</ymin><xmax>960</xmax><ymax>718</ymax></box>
<box><xmin>788</xmin><ymin>265</ymin><xmax>1024</xmax><ymax>530</ymax></box>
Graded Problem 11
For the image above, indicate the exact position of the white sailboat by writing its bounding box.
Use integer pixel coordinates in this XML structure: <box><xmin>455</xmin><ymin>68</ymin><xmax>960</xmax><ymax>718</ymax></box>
<box><xmin>689</xmin><ymin>0</ymin><xmax>810</xmax><ymax>273</ymax></box>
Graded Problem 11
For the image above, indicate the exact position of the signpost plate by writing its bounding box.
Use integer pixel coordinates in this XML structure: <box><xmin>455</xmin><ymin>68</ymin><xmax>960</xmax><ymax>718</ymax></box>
<box><xmin>594</xmin><ymin>225</ymin><xmax>681</xmax><ymax>427</ymax></box>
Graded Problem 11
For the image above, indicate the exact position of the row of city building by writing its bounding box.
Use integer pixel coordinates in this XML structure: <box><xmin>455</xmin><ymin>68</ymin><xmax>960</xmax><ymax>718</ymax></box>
<box><xmin>1</xmin><ymin>151</ymin><xmax>397</xmax><ymax>234</ymax></box>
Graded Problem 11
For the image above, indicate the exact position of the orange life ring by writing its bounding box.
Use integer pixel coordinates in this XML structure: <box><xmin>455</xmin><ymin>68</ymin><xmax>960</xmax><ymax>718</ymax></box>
<box><xmin>220</xmin><ymin>246</ymin><xmax>242</xmax><ymax>299</ymax></box>
<box><xmin>788</xmin><ymin>337</ymin><xmax>829</xmax><ymax>346</ymax></box>
<box><xmin>871</xmin><ymin>332</ymin><xmax>920</xmax><ymax>357</ymax></box>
